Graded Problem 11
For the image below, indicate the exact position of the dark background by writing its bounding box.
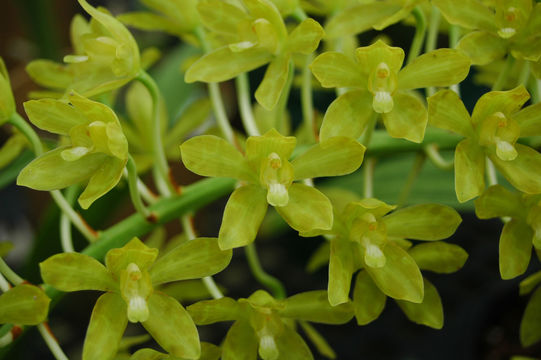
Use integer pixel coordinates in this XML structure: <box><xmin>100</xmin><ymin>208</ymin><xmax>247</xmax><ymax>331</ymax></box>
<box><xmin>1</xmin><ymin>1</ymin><xmax>540</xmax><ymax>359</ymax></box>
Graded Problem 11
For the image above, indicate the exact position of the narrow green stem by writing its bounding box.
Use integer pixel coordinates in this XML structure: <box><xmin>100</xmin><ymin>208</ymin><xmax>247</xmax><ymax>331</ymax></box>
<box><xmin>425</xmin><ymin>7</ymin><xmax>441</xmax><ymax>96</ymax></box>
<box><xmin>8</xmin><ymin>113</ymin><xmax>43</xmax><ymax>155</ymax></box>
<box><xmin>127</xmin><ymin>155</ymin><xmax>152</xmax><ymax>220</ymax></box>
<box><xmin>529</xmin><ymin>76</ymin><xmax>541</xmax><ymax>104</ymax></box>
<box><xmin>0</xmin><ymin>274</ymin><xmax>10</xmax><ymax>292</ymax></box>
<box><xmin>397</xmin><ymin>152</ymin><xmax>426</xmax><ymax>207</ymax></box>
<box><xmin>424</xmin><ymin>144</ymin><xmax>453</xmax><ymax>170</ymax></box>
<box><xmin>448</xmin><ymin>25</ymin><xmax>461</xmax><ymax>95</ymax></box>
<box><xmin>136</xmin><ymin>70</ymin><xmax>175</xmax><ymax>196</ymax></box>
<box><xmin>60</xmin><ymin>186</ymin><xmax>79</xmax><ymax>253</ymax></box>
<box><xmin>407</xmin><ymin>7</ymin><xmax>427</xmax><ymax>65</ymax></box>
<box><xmin>0</xmin><ymin>258</ymin><xmax>23</xmax><ymax>286</ymax></box>
<box><xmin>291</xmin><ymin>6</ymin><xmax>308</xmax><ymax>22</ymax></box>
<box><xmin>363</xmin><ymin>158</ymin><xmax>375</xmax><ymax>198</ymax></box>
<box><xmin>275</xmin><ymin>60</ymin><xmax>295</xmax><ymax>132</ymax></box>
<box><xmin>245</xmin><ymin>243</ymin><xmax>286</xmax><ymax>299</ymax></box>
<box><xmin>518</xmin><ymin>61</ymin><xmax>531</xmax><ymax>86</ymax></box>
<box><xmin>236</xmin><ymin>73</ymin><xmax>260</xmax><ymax>137</ymax></box>
<box><xmin>361</xmin><ymin>112</ymin><xmax>378</xmax><ymax>147</ymax></box>
<box><xmin>301</xmin><ymin>53</ymin><xmax>316</xmax><ymax>142</ymax></box>
<box><xmin>37</xmin><ymin>324</ymin><xmax>69</xmax><ymax>360</ymax></box>
<box><xmin>492</xmin><ymin>55</ymin><xmax>515</xmax><ymax>91</ymax></box>
<box><xmin>194</xmin><ymin>26</ymin><xmax>236</xmax><ymax>145</ymax></box>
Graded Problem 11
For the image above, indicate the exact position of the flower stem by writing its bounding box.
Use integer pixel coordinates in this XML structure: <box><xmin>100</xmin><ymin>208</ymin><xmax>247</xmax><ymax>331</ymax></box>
<box><xmin>518</xmin><ymin>61</ymin><xmax>531</xmax><ymax>86</ymax></box>
<box><xmin>425</xmin><ymin>6</ymin><xmax>441</xmax><ymax>96</ymax></box>
<box><xmin>194</xmin><ymin>26</ymin><xmax>236</xmax><ymax>145</ymax></box>
<box><xmin>60</xmin><ymin>186</ymin><xmax>79</xmax><ymax>253</ymax></box>
<box><xmin>275</xmin><ymin>60</ymin><xmax>295</xmax><ymax>132</ymax></box>
<box><xmin>136</xmin><ymin>70</ymin><xmax>176</xmax><ymax>196</ymax></box>
<box><xmin>397</xmin><ymin>152</ymin><xmax>426</xmax><ymax>207</ymax></box>
<box><xmin>448</xmin><ymin>25</ymin><xmax>461</xmax><ymax>95</ymax></box>
<box><xmin>492</xmin><ymin>55</ymin><xmax>515</xmax><ymax>91</ymax></box>
<box><xmin>363</xmin><ymin>157</ymin><xmax>375</xmax><ymax>198</ymax></box>
<box><xmin>245</xmin><ymin>243</ymin><xmax>286</xmax><ymax>299</ymax></box>
<box><xmin>0</xmin><ymin>273</ymin><xmax>10</xmax><ymax>292</ymax></box>
<box><xmin>37</xmin><ymin>323</ymin><xmax>69</xmax><ymax>360</ymax></box>
<box><xmin>424</xmin><ymin>143</ymin><xmax>453</xmax><ymax>170</ymax></box>
<box><xmin>406</xmin><ymin>7</ymin><xmax>427</xmax><ymax>65</ymax></box>
<box><xmin>180</xmin><ymin>215</ymin><xmax>224</xmax><ymax>299</ymax></box>
<box><xmin>301</xmin><ymin>53</ymin><xmax>316</xmax><ymax>142</ymax></box>
<box><xmin>0</xmin><ymin>258</ymin><xmax>23</xmax><ymax>286</ymax></box>
<box><xmin>236</xmin><ymin>73</ymin><xmax>260</xmax><ymax>136</ymax></box>
<box><xmin>127</xmin><ymin>155</ymin><xmax>152</xmax><ymax>220</ymax></box>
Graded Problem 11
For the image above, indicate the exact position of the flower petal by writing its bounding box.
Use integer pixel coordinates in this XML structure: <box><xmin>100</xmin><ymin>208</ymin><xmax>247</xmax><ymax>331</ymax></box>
<box><xmin>187</xmin><ymin>297</ymin><xmax>241</xmax><ymax>325</ymax></box>
<box><xmin>328</xmin><ymin>239</ymin><xmax>356</xmax><ymax>306</ymax></box>
<box><xmin>197</xmin><ymin>0</ymin><xmax>251</xmax><ymax>36</ymax></box>
<box><xmin>471</xmin><ymin>85</ymin><xmax>530</xmax><ymax>125</ymax></box>
<box><xmin>310</xmin><ymin>52</ymin><xmax>366</xmax><ymax>89</ymax></box>
<box><xmin>396</xmin><ymin>278</ymin><xmax>443</xmax><ymax>329</ymax></box>
<box><xmin>432</xmin><ymin>0</ymin><xmax>497</xmax><ymax>31</ymax></box>
<box><xmin>454</xmin><ymin>139</ymin><xmax>485</xmax><ymax>203</ymax></box>
<box><xmin>23</xmin><ymin>99</ymin><xmax>86</xmax><ymax>135</ymax></box>
<box><xmin>150</xmin><ymin>237</ymin><xmax>232</xmax><ymax>285</ymax></box>
<box><xmin>17</xmin><ymin>147</ymin><xmax>107</xmax><ymax>191</ymax></box>
<box><xmin>245</xmin><ymin>128</ymin><xmax>296</xmax><ymax>169</ymax></box>
<box><xmin>365</xmin><ymin>241</ymin><xmax>424</xmax><ymax>303</ymax></box>
<box><xmin>457</xmin><ymin>31</ymin><xmax>507</xmax><ymax>65</ymax></box>
<box><xmin>278</xmin><ymin>290</ymin><xmax>353</xmax><ymax>324</ymax></box>
<box><xmin>490</xmin><ymin>144</ymin><xmax>541</xmax><ymax>194</ymax></box>
<box><xmin>352</xmin><ymin>271</ymin><xmax>386</xmax><ymax>325</ymax></box>
<box><xmin>382</xmin><ymin>92</ymin><xmax>427</xmax><ymax>143</ymax></box>
<box><xmin>292</xmin><ymin>137</ymin><xmax>365</xmax><ymax>180</ymax></box>
<box><xmin>82</xmin><ymin>293</ymin><xmax>128</xmax><ymax>360</ymax></box>
<box><xmin>40</xmin><ymin>253</ymin><xmax>117</xmax><ymax>292</ymax></box>
<box><xmin>409</xmin><ymin>242</ymin><xmax>468</xmax><ymax>274</ymax></box>
<box><xmin>275</xmin><ymin>183</ymin><xmax>333</xmax><ymax>233</ymax></box>
<box><xmin>78</xmin><ymin>157</ymin><xmax>126</xmax><ymax>209</ymax></box>
<box><xmin>474</xmin><ymin>184</ymin><xmax>524</xmax><ymax>219</ymax></box>
<box><xmin>0</xmin><ymin>284</ymin><xmax>50</xmax><ymax>325</ymax></box>
<box><xmin>185</xmin><ymin>46</ymin><xmax>272</xmax><ymax>83</ymax></box>
<box><xmin>319</xmin><ymin>90</ymin><xmax>373</xmax><ymax>141</ymax></box>
<box><xmin>222</xmin><ymin>321</ymin><xmax>258</xmax><ymax>360</ymax></box>
<box><xmin>428</xmin><ymin>89</ymin><xmax>474</xmax><ymax>138</ymax></box>
<box><xmin>285</xmin><ymin>18</ymin><xmax>324</xmax><ymax>55</ymax></box>
<box><xmin>383</xmin><ymin>204</ymin><xmax>462</xmax><ymax>241</ymax></box>
<box><xmin>514</xmin><ymin>102</ymin><xmax>541</xmax><ymax>136</ymax></box>
<box><xmin>499</xmin><ymin>219</ymin><xmax>533</xmax><ymax>280</ymax></box>
<box><xmin>275</xmin><ymin>326</ymin><xmax>313</xmax><ymax>360</ymax></box>
<box><xmin>520</xmin><ymin>286</ymin><xmax>541</xmax><ymax>347</ymax></box>
<box><xmin>180</xmin><ymin>135</ymin><xmax>256</xmax><ymax>182</ymax></box>
<box><xmin>142</xmin><ymin>293</ymin><xmax>200</xmax><ymax>359</ymax></box>
<box><xmin>218</xmin><ymin>185</ymin><xmax>268</xmax><ymax>250</ymax></box>
<box><xmin>255</xmin><ymin>56</ymin><xmax>290</xmax><ymax>111</ymax></box>
<box><xmin>398</xmin><ymin>49</ymin><xmax>470</xmax><ymax>90</ymax></box>
<box><xmin>26</xmin><ymin>59</ymin><xmax>73</xmax><ymax>90</ymax></box>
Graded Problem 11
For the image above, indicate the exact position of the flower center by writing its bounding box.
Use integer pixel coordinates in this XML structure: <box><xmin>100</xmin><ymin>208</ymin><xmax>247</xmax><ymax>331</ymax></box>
<box><xmin>369</xmin><ymin>62</ymin><xmax>396</xmax><ymax>113</ymax></box>
<box><xmin>260</xmin><ymin>152</ymin><xmax>293</xmax><ymax>207</ymax></box>
<box><xmin>120</xmin><ymin>262</ymin><xmax>153</xmax><ymax>323</ymax></box>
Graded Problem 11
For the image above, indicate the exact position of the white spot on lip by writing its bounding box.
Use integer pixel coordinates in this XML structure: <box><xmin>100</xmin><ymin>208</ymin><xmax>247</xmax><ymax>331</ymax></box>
<box><xmin>498</xmin><ymin>27</ymin><xmax>516</xmax><ymax>38</ymax></box>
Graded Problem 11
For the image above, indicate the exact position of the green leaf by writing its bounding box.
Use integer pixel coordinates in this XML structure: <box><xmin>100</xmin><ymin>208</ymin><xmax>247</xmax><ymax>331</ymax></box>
<box><xmin>427</xmin><ymin>90</ymin><xmax>474</xmax><ymax>138</ymax></box>
<box><xmin>471</xmin><ymin>86</ymin><xmax>530</xmax><ymax>126</ymax></box>
<box><xmin>275</xmin><ymin>183</ymin><xmax>333</xmax><ymax>233</ymax></box>
<box><xmin>515</xmin><ymin>102</ymin><xmax>541</xmax><ymax>136</ymax></box>
<box><xmin>328</xmin><ymin>239</ymin><xmax>355</xmax><ymax>306</ymax></box>
<box><xmin>432</xmin><ymin>0</ymin><xmax>497</xmax><ymax>31</ymax></box>
<box><xmin>275</xmin><ymin>326</ymin><xmax>313</xmax><ymax>360</ymax></box>
<box><xmin>292</xmin><ymin>137</ymin><xmax>365</xmax><ymax>180</ymax></box>
<box><xmin>24</xmin><ymin>99</ymin><xmax>87</xmax><ymax>135</ymax></box>
<box><xmin>398</xmin><ymin>49</ymin><xmax>470</xmax><ymax>90</ymax></box>
<box><xmin>474</xmin><ymin>185</ymin><xmax>524</xmax><ymax>219</ymax></box>
<box><xmin>396</xmin><ymin>278</ymin><xmax>444</xmax><ymax>329</ymax></box>
<box><xmin>285</xmin><ymin>18</ymin><xmax>324</xmax><ymax>55</ymax></box>
<box><xmin>324</xmin><ymin>2</ymin><xmax>402</xmax><ymax>38</ymax></box>
<box><xmin>218</xmin><ymin>185</ymin><xmax>268</xmax><ymax>250</ymax></box>
<box><xmin>409</xmin><ymin>242</ymin><xmax>468</xmax><ymax>273</ymax></box>
<box><xmin>383</xmin><ymin>204</ymin><xmax>462</xmax><ymax>241</ymax></box>
<box><xmin>0</xmin><ymin>284</ymin><xmax>50</xmax><ymax>325</ymax></box>
<box><xmin>456</xmin><ymin>31</ymin><xmax>507</xmax><ymax>65</ymax></box>
<box><xmin>520</xmin><ymin>286</ymin><xmax>541</xmax><ymax>346</ymax></box>
<box><xmin>499</xmin><ymin>219</ymin><xmax>533</xmax><ymax>279</ymax></box>
<box><xmin>222</xmin><ymin>321</ymin><xmax>258</xmax><ymax>360</ymax></box>
<box><xmin>319</xmin><ymin>90</ymin><xmax>373</xmax><ymax>141</ymax></box>
<box><xmin>17</xmin><ymin>147</ymin><xmax>107</xmax><ymax>191</ymax></box>
<box><xmin>352</xmin><ymin>271</ymin><xmax>386</xmax><ymax>325</ymax></box>
<box><xmin>454</xmin><ymin>139</ymin><xmax>485</xmax><ymax>203</ymax></box>
<box><xmin>365</xmin><ymin>241</ymin><xmax>424</xmax><ymax>303</ymax></box>
<box><xmin>142</xmin><ymin>293</ymin><xmax>200</xmax><ymax>359</ymax></box>
<box><xmin>255</xmin><ymin>56</ymin><xmax>290</xmax><ymax>110</ymax></box>
<box><xmin>181</xmin><ymin>135</ymin><xmax>256</xmax><ymax>182</ymax></box>
<box><xmin>40</xmin><ymin>253</ymin><xmax>117</xmax><ymax>292</ymax></box>
<box><xmin>78</xmin><ymin>157</ymin><xmax>126</xmax><ymax>209</ymax></box>
<box><xmin>185</xmin><ymin>47</ymin><xmax>272</xmax><ymax>83</ymax></box>
<box><xmin>382</xmin><ymin>92</ymin><xmax>427</xmax><ymax>143</ymax></box>
<box><xmin>279</xmin><ymin>290</ymin><xmax>353</xmax><ymax>324</ymax></box>
<box><xmin>187</xmin><ymin>297</ymin><xmax>240</xmax><ymax>325</ymax></box>
<box><xmin>150</xmin><ymin>237</ymin><xmax>232</xmax><ymax>285</ymax></box>
<box><xmin>490</xmin><ymin>144</ymin><xmax>541</xmax><ymax>194</ymax></box>
<box><xmin>26</xmin><ymin>59</ymin><xmax>73</xmax><ymax>90</ymax></box>
<box><xmin>82</xmin><ymin>293</ymin><xmax>128</xmax><ymax>360</ymax></box>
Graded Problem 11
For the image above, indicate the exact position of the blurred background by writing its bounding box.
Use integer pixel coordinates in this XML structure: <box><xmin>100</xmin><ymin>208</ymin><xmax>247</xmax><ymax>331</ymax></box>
<box><xmin>1</xmin><ymin>1</ymin><xmax>541</xmax><ymax>359</ymax></box>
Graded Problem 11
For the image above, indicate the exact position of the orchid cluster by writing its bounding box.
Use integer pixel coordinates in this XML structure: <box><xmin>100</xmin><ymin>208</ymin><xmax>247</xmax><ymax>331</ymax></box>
<box><xmin>0</xmin><ymin>0</ymin><xmax>540</xmax><ymax>359</ymax></box>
